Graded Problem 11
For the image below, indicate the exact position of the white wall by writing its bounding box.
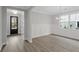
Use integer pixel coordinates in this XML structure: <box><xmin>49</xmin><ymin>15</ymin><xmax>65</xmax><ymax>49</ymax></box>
<box><xmin>0</xmin><ymin>6</ymin><xmax>8</xmax><ymax>50</ymax></box>
<box><xmin>0</xmin><ymin>6</ymin><xmax>2</xmax><ymax>49</ymax></box>
<box><xmin>20</xmin><ymin>12</ymin><xmax>24</xmax><ymax>40</ymax></box>
<box><xmin>30</xmin><ymin>9</ymin><xmax>79</xmax><ymax>40</ymax></box>
<box><xmin>2</xmin><ymin>7</ymin><xmax>7</xmax><ymax>44</ymax></box>
<box><xmin>51</xmin><ymin>15</ymin><xmax>79</xmax><ymax>40</ymax></box>
<box><xmin>30</xmin><ymin>12</ymin><xmax>52</xmax><ymax>38</ymax></box>
<box><xmin>24</xmin><ymin>10</ymin><xmax>32</xmax><ymax>43</ymax></box>
<box><xmin>7</xmin><ymin>10</ymin><xmax>22</xmax><ymax>35</ymax></box>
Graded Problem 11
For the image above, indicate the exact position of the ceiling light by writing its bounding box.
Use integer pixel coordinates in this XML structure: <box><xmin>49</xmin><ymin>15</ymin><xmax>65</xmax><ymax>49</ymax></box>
<box><xmin>12</xmin><ymin>10</ymin><xmax>18</xmax><ymax>14</ymax></box>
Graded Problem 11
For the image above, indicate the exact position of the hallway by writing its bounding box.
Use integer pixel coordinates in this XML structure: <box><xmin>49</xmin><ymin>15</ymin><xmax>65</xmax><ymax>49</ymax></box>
<box><xmin>2</xmin><ymin>35</ymin><xmax>79</xmax><ymax>52</ymax></box>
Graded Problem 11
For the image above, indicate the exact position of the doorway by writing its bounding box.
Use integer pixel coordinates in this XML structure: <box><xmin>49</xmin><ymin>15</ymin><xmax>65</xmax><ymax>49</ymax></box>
<box><xmin>7</xmin><ymin>8</ymin><xmax>24</xmax><ymax>42</ymax></box>
<box><xmin>10</xmin><ymin>16</ymin><xmax>18</xmax><ymax>35</ymax></box>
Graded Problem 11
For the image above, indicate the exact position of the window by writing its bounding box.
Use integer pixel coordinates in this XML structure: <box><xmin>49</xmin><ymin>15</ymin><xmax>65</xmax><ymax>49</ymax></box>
<box><xmin>76</xmin><ymin>14</ymin><xmax>79</xmax><ymax>28</ymax></box>
<box><xmin>11</xmin><ymin>17</ymin><xmax>18</xmax><ymax>29</ymax></box>
<box><xmin>70</xmin><ymin>14</ymin><xmax>77</xmax><ymax>29</ymax></box>
<box><xmin>59</xmin><ymin>15</ymin><xmax>69</xmax><ymax>29</ymax></box>
<box><xmin>59</xmin><ymin>13</ymin><xmax>79</xmax><ymax>29</ymax></box>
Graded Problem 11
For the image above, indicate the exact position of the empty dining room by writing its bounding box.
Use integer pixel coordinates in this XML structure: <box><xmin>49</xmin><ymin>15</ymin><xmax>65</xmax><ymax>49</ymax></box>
<box><xmin>0</xmin><ymin>6</ymin><xmax>79</xmax><ymax>52</ymax></box>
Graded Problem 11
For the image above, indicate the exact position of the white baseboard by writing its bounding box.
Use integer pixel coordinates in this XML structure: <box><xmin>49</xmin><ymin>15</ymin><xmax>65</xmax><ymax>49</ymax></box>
<box><xmin>27</xmin><ymin>39</ymin><xmax>32</xmax><ymax>43</ymax></box>
<box><xmin>0</xmin><ymin>42</ymin><xmax>6</xmax><ymax>51</ymax></box>
<box><xmin>24</xmin><ymin>37</ymin><xmax>32</xmax><ymax>43</ymax></box>
<box><xmin>32</xmin><ymin>33</ymin><xmax>51</xmax><ymax>39</ymax></box>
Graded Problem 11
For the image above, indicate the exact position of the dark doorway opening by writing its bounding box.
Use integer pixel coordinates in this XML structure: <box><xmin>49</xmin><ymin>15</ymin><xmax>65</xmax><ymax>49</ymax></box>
<box><xmin>10</xmin><ymin>16</ymin><xmax>18</xmax><ymax>35</ymax></box>
<box><xmin>77</xmin><ymin>22</ymin><xmax>79</xmax><ymax>28</ymax></box>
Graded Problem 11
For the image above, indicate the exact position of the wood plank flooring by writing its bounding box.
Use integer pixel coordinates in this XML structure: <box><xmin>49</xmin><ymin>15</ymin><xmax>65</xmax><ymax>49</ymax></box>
<box><xmin>2</xmin><ymin>35</ymin><xmax>79</xmax><ymax>52</ymax></box>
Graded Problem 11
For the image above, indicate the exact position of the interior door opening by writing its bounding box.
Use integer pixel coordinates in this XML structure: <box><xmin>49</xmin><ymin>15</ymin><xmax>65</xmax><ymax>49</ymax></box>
<box><xmin>10</xmin><ymin>16</ymin><xmax>18</xmax><ymax>35</ymax></box>
<box><xmin>7</xmin><ymin>8</ymin><xmax>24</xmax><ymax>41</ymax></box>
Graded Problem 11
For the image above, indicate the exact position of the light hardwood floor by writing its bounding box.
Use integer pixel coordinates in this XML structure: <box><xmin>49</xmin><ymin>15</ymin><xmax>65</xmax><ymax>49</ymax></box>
<box><xmin>2</xmin><ymin>34</ymin><xmax>79</xmax><ymax>52</ymax></box>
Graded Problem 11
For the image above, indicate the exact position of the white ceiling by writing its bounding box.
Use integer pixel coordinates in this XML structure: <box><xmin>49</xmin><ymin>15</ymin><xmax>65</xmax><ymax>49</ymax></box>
<box><xmin>11</xmin><ymin>6</ymin><xmax>31</xmax><ymax>10</ymax></box>
<box><xmin>31</xmin><ymin>6</ymin><xmax>79</xmax><ymax>15</ymax></box>
<box><xmin>7</xmin><ymin>9</ymin><xmax>24</xmax><ymax>15</ymax></box>
<box><xmin>11</xmin><ymin>6</ymin><xmax>79</xmax><ymax>15</ymax></box>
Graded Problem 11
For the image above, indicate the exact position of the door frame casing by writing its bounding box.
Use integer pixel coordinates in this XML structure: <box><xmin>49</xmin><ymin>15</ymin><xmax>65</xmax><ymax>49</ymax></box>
<box><xmin>10</xmin><ymin>16</ymin><xmax>18</xmax><ymax>35</ymax></box>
